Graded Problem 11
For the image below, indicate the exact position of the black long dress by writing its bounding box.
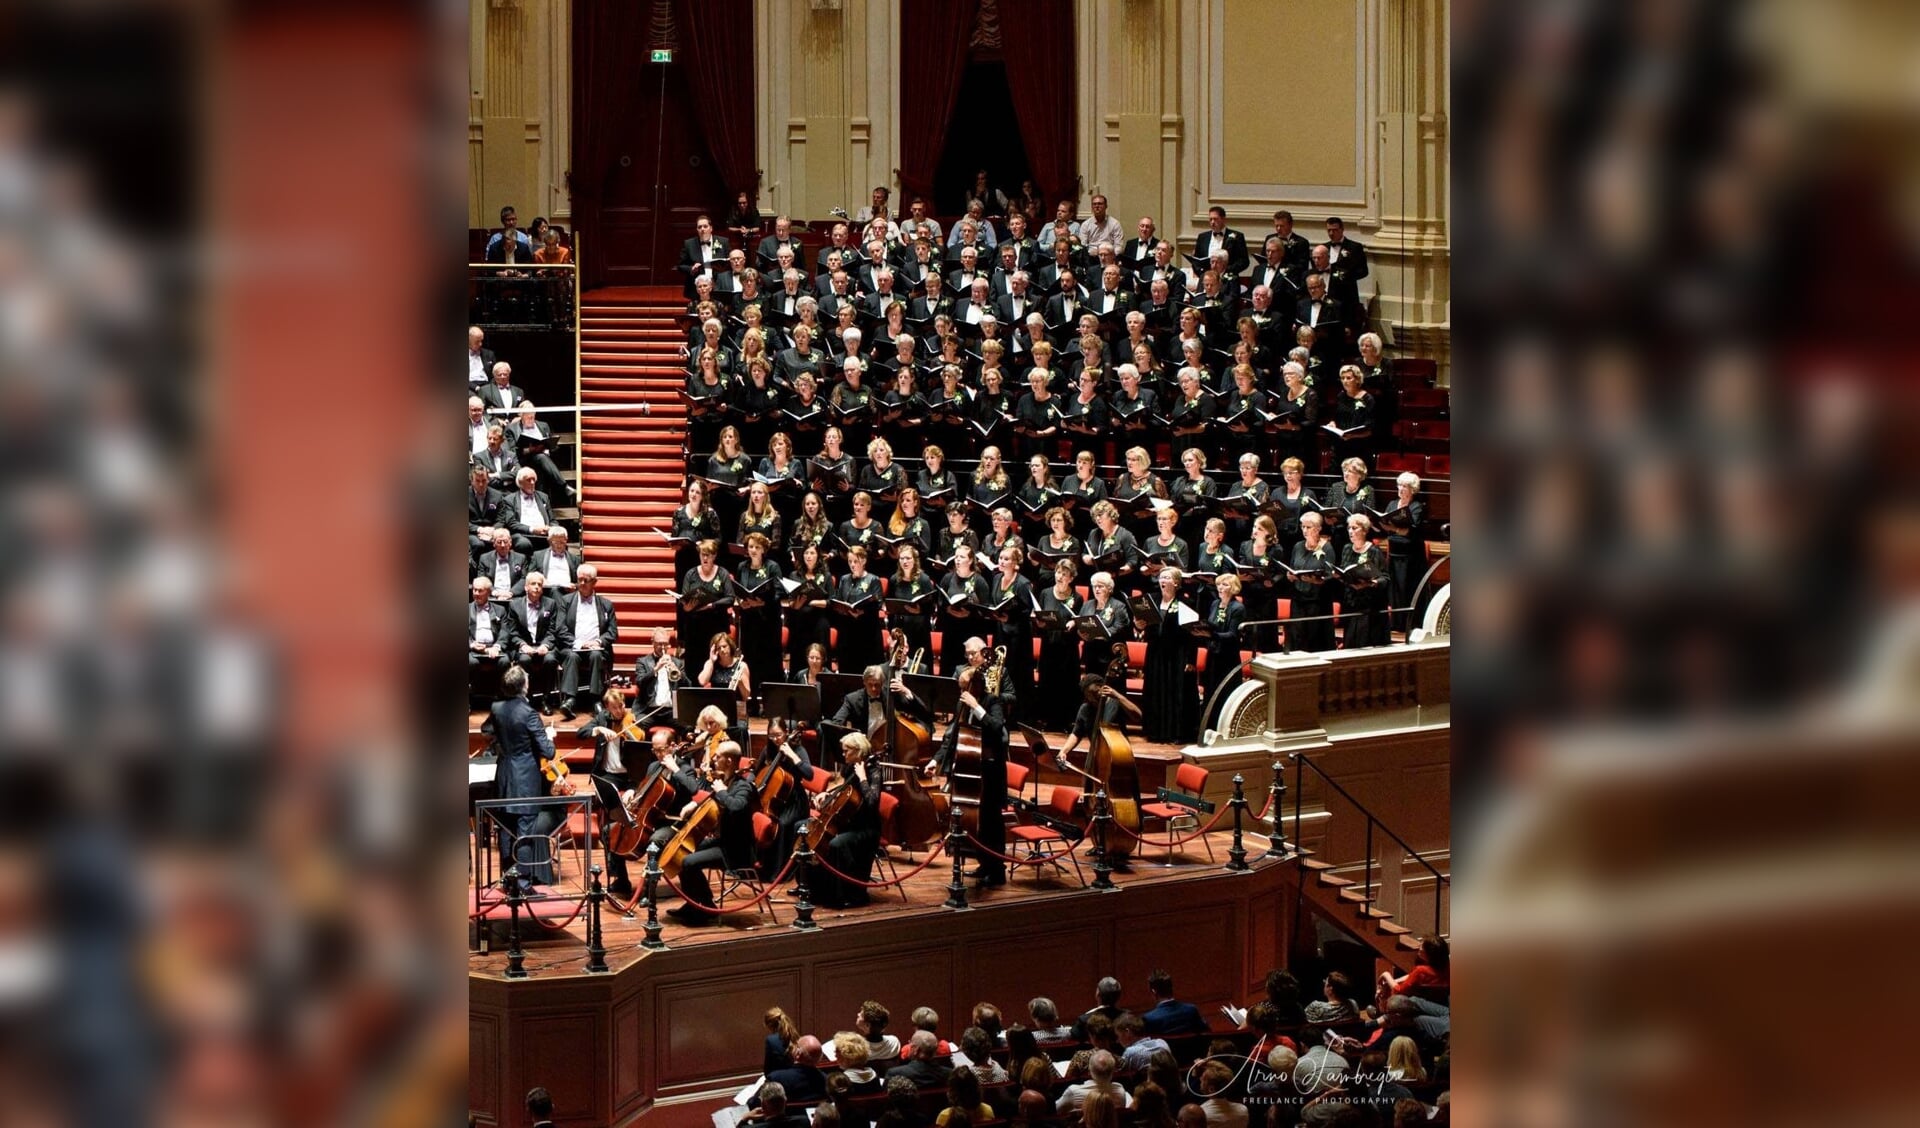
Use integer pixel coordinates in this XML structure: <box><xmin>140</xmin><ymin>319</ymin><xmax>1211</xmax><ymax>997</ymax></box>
<box><xmin>886</xmin><ymin>572</ymin><xmax>938</xmax><ymax>665</ymax></box>
<box><xmin>784</xmin><ymin>565</ymin><xmax>834</xmax><ymax>670</ymax></box>
<box><xmin>1203</xmin><ymin>597</ymin><xmax>1247</xmax><ymax>709</ymax></box>
<box><xmin>676</xmin><ymin>565</ymin><xmax>735</xmax><ymax>656</ymax></box>
<box><xmin>1036</xmin><ymin>585</ymin><xmax>1084</xmax><ymax>730</ymax></box>
<box><xmin>732</xmin><ymin>557</ymin><xmax>785</xmax><ymax>705</ymax></box>
<box><xmin>813</xmin><ymin>766</ymin><xmax>884</xmax><ymax>909</ymax></box>
<box><xmin>1287</xmin><ymin>539</ymin><xmax>1338</xmax><ymax>652</ymax></box>
<box><xmin>1338</xmin><ymin>540</ymin><xmax>1390</xmax><ymax>648</ymax></box>
<box><xmin>986</xmin><ymin>571</ymin><xmax>1036</xmax><ymax>706</ymax></box>
<box><xmin>938</xmin><ymin>569</ymin><xmax>989</xmax><ymax>675</ymax></box>
<box><xmin>1139</xmin><ymin>596</ymin><xmax>1197</xmax><ymax>744</ymax></box>
<box><xmin>832</xmin><ymin>571</ymin><xmax>885</xmax><ymax>673</ymax></box>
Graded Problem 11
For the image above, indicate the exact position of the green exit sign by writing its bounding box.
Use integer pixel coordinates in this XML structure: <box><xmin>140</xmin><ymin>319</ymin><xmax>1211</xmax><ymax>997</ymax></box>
<box><xmin>650</xmin><ymin>48</ymin><xmax>673</xmax><ymax>63</ymax></box>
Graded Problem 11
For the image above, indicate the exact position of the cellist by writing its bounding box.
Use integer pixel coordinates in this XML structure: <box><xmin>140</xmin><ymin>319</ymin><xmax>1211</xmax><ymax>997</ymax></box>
<box><xmin>1052</xmin><ymin>674</ymin><xmax>1145</xmax><ymax>872</ymax></box>
<box><xmin>661</xmin><ymin>740</ymin><xmax>757</xmax><ymax>928</ymax></box>
<box><xmin>811</xmin><ymin>732</ymin><xmax>884</xmax><ymax>909</ymax></box>
<box><xmin>758</xmin><ymin>716</ymin><xmax>816</xmax><ymax>878</ymax></box>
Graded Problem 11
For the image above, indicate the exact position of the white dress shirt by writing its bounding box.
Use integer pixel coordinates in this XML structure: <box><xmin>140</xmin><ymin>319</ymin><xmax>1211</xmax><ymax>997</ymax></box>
<box><xmin>469</xmin><ymin>351</ymin><xmax>486</xmax><ymax>385</ymax></box>
<box><xmin>572</xmin><ymin>597</ymin><xmax>602</xmax><ymax>648</ymax></box>
<box><xmin>518</xmin><ymin>493</ymin><xmax>544</xmax><ymax>529</ymax></box>
<box><xmin>473</xmin><ymin>606</ymin><xmax>495</xmax><ymax>646</ymax></box>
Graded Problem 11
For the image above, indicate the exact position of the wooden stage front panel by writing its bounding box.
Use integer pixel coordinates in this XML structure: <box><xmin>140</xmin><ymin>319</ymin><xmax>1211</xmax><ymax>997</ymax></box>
<box><xmin>469</xmin><ymin>847</ymin><xmax>1297</xmax><ymax>1128</ymax></box>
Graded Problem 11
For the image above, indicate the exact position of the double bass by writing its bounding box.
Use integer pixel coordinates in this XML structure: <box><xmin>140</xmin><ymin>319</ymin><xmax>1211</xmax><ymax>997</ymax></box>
<box><xmin>875</xmin><ymin>636</ymin><xmax>946</xmax><ymax>848</ymax></box>
<box><xmin>944</xmin><ymin>647</ymin><xmax>1003</xmax><ymax>838</ymax></box>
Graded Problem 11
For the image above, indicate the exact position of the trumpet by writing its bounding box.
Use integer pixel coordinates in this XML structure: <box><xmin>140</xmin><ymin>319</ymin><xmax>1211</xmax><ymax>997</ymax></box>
<box><xmin>983</xmin><ymin>645</ymin><xmax>1008</xmax><ymax>696</ymax></box>
<box><xmin>659</xmin><ymin>647</ymin><xmax>685</xmax><ymax>684</ymax></box>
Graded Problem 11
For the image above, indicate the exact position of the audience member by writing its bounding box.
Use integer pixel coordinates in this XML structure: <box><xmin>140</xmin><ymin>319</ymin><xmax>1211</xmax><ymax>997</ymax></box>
<box><xmin>885</xmin><ymin>1031</ymin><xmax>952</xmax><ymax>1088</ymax></box>
<box><xmin>1115</xmin><ymin>1014</ymin><xmax>1168</xmax><ymax>1073</ymax></box>
<box><xmin>1071</xmin><ymin>978</ymin><xmax>1127</xmax><ymax>1041</ymax></box>
<box><xmin>1141</xmin><ymin>970</ymin><xmax>1209</xmax><ymax>1036</ymax></box>
<box><xmin>833</xmin><ymin>1031</ymin><xmax>884</xmax><ymax>1096</ymax></box>
<box><xmin>860</xmin><ymin>1000</ymin><xmax>903</xmax><ymax>1060</ymax></box>
<box><xmin>1055</xmin><ymin>1050</ymin><xmax>1132</xmax><ymax>1116</ymax></box>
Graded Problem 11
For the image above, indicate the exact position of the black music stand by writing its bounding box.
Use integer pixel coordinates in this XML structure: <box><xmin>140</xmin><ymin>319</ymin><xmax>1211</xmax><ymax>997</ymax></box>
<box><xmin>760</xmin><ymin>682</ymin><xmax>823</xmax><ymax>726</ymax></box>
<box><xmin>676</xmin><ymin>686</ymin><xmax>740</xmax><ymax>727</ymax></box>
<box><xmin>1016</xmin><ymin>723</ymin><xmax>1053</xmax><ymax>804</ymax></box>
<box><xmin>819</xmin><ymin>672</ymin><xmax>868</xmax><ymax>716</ymax></box>
<box><xmin>903</xmin><ymin>672</ymin><xmax>959</xmax><ymax>721</ymax></box>
<box><xmin>818</xmin><ymin>720</ymin><xmax>860</xmax><ymax>774</ymax></box>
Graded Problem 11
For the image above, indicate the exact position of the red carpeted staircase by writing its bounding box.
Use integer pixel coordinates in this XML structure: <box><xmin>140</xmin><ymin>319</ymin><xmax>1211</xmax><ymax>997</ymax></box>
<box><xmin>577</xmin><ymin>285</ymin><xmax>691</xmax><ymax>638</ymax></box>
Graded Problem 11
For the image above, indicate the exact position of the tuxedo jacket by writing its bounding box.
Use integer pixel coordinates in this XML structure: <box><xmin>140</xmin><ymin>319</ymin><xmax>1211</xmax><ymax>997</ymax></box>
<box><xmin>944</xmin><ymin>268</ymin><xmax>987</xmax><ymax>298</ymax></box>
<box><xmin>995</xmin><ymin>291</ymin><xmax>1041</xmax><ymax>328</ymax></box>
<box><xmin>469</xmin><ymin>486</ymin><xmax>509</xmax><ymax>534</ymax></box>
<box><xmin>678</xmin><ymin>235</ymin><xmax>730</xmax><ymax>277</ymax></box>
<box><xmin>478</xmin><ymin>382</ymin><xmax>528</xmax><ymax>414</ymax></box>
<box><xmin>468</xmin><ymin>347</ymin><xmax>497</xmax><ymax>385</ymax></box>
<box><xmin>475</xmin><ymin>445</ymin><xmax>518</xmax><ymax>486</ymax></box>
<box><xmin>1087</xmin><ymin>286</ymin><xmax>1134</xmax><ymax>318</ymax></box>
<box><xmin>1120</xmin><ymin>236</ymin><xmax>1160</xmax><ymax>270</ymax></box>
<box><xmin>1194</xmin><ymin>227</ymin><xmax>1251</xmax><ymax>275</ymax></box>
<box><xmin>1043</xmin><ymin>290</ymin><xmax>1090</xmax><ymax>332</ymax></box>
<box><xmin>557</xmin><ymin>591</ymin><xmax>619</xmax><ymax>650</ymax></box>
<box><xmin>1325</xmin><ymin>236</ymin><xmax>1369</xmax><ymax>281</ymax></box>
<box><xmin>490</xmin><ymin>694</ymin><xmax>553</xmax><ymax>811</ymax></box>
<box><xmin>757</xmin><ymin>234</ymin><xmax>808</xmax><ymax>274</ymax></box>
<box><xmin>528</xmin><ymin>547</ymin><xmax>584</xmax><ymax>589</ymax></box>
<box><xmin>1247</xmin><ymin>261</ymin><xmax>1303</xmax><ymax>303</ymax></box>
<box><xmin>506</xmin><ymin>419</ymin><xmax>553</xmax><ymax>458</ymax></box>
<box><xmin>471</xmin><ymin>549</ymin><xmax>529</xmax><ymax>593</ymax></box>
<box><xmin>497</xmin><ymin>489</ymin><xmax>556</xmax><ymax>538</ymax></box>
<box><xmin>508</xmin><ymin>594</ymin><xmax>565</xmax><ymax>653</ymax></box>
<box><xmin>829</xmin><ymin>687</ymin><xmax>930</xmax><ymax>730</ymax></box>
<box><xmin>1294</xmin><ymin>297</ymin><xmax>1347</xmax><ymax>344</ymax></box>
<box><xmin>935</xmin><ymin>689</ymin><xmax>1009</xmax><ymax>773</ymax></box>
<box><xmin>469</xmin><ymin>600</ymin><xmax>513</xmax><ymax>649</ymax></box>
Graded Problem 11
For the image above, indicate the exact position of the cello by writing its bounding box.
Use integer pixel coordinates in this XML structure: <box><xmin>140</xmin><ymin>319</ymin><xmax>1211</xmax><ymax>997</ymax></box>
<box><xmin>654</xmin><ymin>736</ymin><xmax>744</xmax><ymax>877</ymax></box>
<box><xmin>874</xmin><ymin>636</ymin><xmax>946</xmax><ymax>848</ymax></box>
<box><xmin>1086</xmin><ymin>651</ymin><xmax>1142</xmax><ymax>861</ymax></box>
<box><xmin>802</xmin><ymin>747</ymin><xmax>876</xmax><ymax>851</ymax></box>
<box><xmin>605</xmin><ymin>726</ymin><xmax>692</xmax><ymax>857</ymax></box>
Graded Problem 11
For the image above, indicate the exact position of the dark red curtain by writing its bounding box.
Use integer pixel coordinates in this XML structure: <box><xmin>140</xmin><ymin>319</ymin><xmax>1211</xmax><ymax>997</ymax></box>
<box><xmin>1000</xmin><ymin>0</ymin><xmax>1078</xmax><ymax>209</ymax></box>
<box><xmin>570</xmin><ymin>0</ymin><xmax>649</xmax><ymax>283</ymax></box>
<box><xmin>674</xmin><ymin>0</ymin><xmax>757</xmax><ymax>198</ymax></box>
<box><xmin>897</xmin><ymin>0</ymin><xmax>981</xmax><ymax>203</ymax></box>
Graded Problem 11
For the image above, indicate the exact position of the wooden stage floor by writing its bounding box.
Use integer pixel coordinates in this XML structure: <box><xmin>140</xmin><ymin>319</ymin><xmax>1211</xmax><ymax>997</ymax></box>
<box><xmin>467</xmin><ymin>805</ymin><xmax>1275</xmax><ymax>981</ymax></box>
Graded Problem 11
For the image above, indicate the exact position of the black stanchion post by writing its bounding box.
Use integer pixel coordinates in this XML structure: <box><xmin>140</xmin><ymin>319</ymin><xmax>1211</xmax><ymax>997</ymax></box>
<box><xmin>1262</xmin><ymin>755</ymin><xmax>1290</xmax><ymax>860</ymax></box>
<box><xmin>585</xmin><ymin>864</ymin><xmax>609</xmax><ymax>973</ymax></box>
<box><xmin>943</xmin><ymin>809</ymin><xmax>970</xmax><ymax>910</ymax></box>
<box><xmin>504</xmin><ymin>866</ymin><xmax>529</xmax><ymax>978</ymax></box>
<box><xmin>1226</xmin><ymin>774</ymin><xmax>1249</xmax><ymax>871</ymax></box>
<box><xmin>791</xmin><ymin>821</ymin><xmax>819</xmax><ymax>931</ymax></box>
<box><xmin>1090</xmin><ymin>789</ymin><xmax>1115</xmax><ymax>891</ymax></box>
<box><xmin>640</xmin><ymin>842</ymin><xmax>669</xmax><ymax>951</ymax></box>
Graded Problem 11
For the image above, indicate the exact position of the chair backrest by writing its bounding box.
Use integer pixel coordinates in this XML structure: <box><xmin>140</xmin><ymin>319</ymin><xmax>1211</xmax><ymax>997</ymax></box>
<box><xmin>1048</xmin><ymin>785</ymin><xmax>1081</xmax><ymax>818</ymax></box>
<box><xmin>877</xmin><ymin>790</ymin><xmax>900</xmax><ymax>841</ymax></box>
<box><xmin>1173</xmin><ymin>761</ymin><xmax>1209</xmax><ymax>795</ymax></box>
<box><xmin>751</xmin><ymin>810</ymin><xmax>777</xmax><ymax>849</ymax></box>
<box><xmin>801</xmin><ymin>767</ymin><xmax>832</xmax><ymax>794</ymax></box>
<box><xmin>1004</xmin><ymin>761</ymin><xmax>1031</xmax><ymax>793</ymax></box>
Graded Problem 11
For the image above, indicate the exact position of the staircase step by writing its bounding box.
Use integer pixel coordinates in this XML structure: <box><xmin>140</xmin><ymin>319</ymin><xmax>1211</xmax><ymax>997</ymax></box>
<box><xmin>1299</xmin><ymin>857</ymin><xmax>1334</xmax><ymax>871</ymax></box>
<box><xmin>1376</xmin><ymin>921</ymin><xmax>1413</xmax><ymax>936</ymax></box>
<box><xmin>1317</xmin><ymin>873</ymin><xmax>1356</xmax><ymax>888</ymax></box>
<box><xmin>1336</xmin><ymin>888</ymin><xmax>1373</xmax><ymax>904</ymax></box>
<box><xmin>1396</xmin><ymin>935</ymin><xmax>1424</xmax><ymax>951</ymax></box>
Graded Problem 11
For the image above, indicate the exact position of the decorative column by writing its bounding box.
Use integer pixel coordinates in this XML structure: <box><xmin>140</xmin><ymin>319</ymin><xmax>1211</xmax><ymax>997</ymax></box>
<box><xmin>1372</xmin><ymin>0</ymin><xmax>1450</xmax><ymax>379</ymax></box>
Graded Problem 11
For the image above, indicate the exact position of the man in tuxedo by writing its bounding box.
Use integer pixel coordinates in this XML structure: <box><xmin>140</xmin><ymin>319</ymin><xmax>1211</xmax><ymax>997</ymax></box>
<box><xmin>1310</xmin><ymin>243</ymin><xmax>1361</xmax><ymax>319</ymax></box>
<box><xmin>1193</xmin><ymin>205</ymin><xmax>1250</xmax><ymax>276</ymax></box>
<box><xmin>1001</xmin><ymin>212</ymin><xmax>1039</xmax><ymax>271</ymax></box>
<box><xmin>953</xmin><ymin>277</ymin><xmax>995</xmax><ymax>332</ymax></box>
<box><xmin>475</xmin><ymin>424</ymin><xmax>518</xmax><ymax>491</ymax></box>
<box><xmin>677</xmin><ymin>214</ymin><xmax>728</xmax><ymax>296</ymax></box>
<box><xmin>469</xmin><ymin>577</ymin><xmax>511</xmax><ymax>695</ymax></box>
<box><xmin>1137</xmin><ymin>239</ymin><xmax>1186</xmax><ymax>301</ymax></box>
<box><xmin>817</xmin><ymin>264</ymin><xmax>858</xmax><ymax>322</ymax></box>
<box><xmin>557</xmin><ymin>564</ymin><xmax>617</xmax><ymax>719</ymax></box>
<box><xmin>630</xmin><ymin>626</ymin><xmax>684</xmax><ymax>722</ymax></box>
<box><xmin>500</xmin><ymin>467</ymin><xmax>557</xmax><ymax>556</ymax></box>
<box><xmin>1044</xmin><ymin>269</ymin><xmax>1087</xmax><ymax>341</ymax></box>
<box><xmin>661</xmin><ymin>741</ymin><xmax>759</xmax><ymax>926</ymax></box>
<box><xmin>1323</xmin><ymin>215</ymin><xmax>1368</xmax><ymax>283</ymax></box>
<box><xmin>506</xmin><ymin>403</ymin><xmax>572</xmax><ymax>504</ymax></box>
<box><xmin>473</xmin><ymin>528</ymin><xmax>527</xmax><ymax>598</ymax></box>
<box><xmin>1077</xmin><ymin>193</ymin><xmax>1124</xmax><ymax>256</ymax></box>
<box><xmin>468</xmin><ymin>463</ymin><xmax>509</xmax><ymax>555</ymax></box>
<box><xmin>988</xmin><ymin>242</ymin><xmax>1021</xmax><ymax>298</ymax></box>
<box><xmin>529</xmin><ymin>526</ymin><xmax>582</xmax><ymax>593</ymax></box>
<box><xmin>828</xmin><ymin>664</ymin><xmax>930</xmax><ymax>731</ymax></box>
<box><xmin>859</xmin><ymin>267</ymin><xmax>900</xmax><ymax>322</ymax></box>
<box><xmin>1121</xmin><ymin>216</ymin><xmax>1159</xmax><ymax>273</ymax></box>
<box><xmin>1250</xmin><ymin>235</ymin><xmax>1303</xmax><ymax>304</ymax></box>
<box><xmin>996</xmin><ymin>269</ymin><xmax>1036</xmax><ymax>327</ymax></box>
<box><xmin>756</xmin><ymin>214</ymin><xmax>807</xmax><ymax>274</ymax></box>
<box><xmin>510</xmin><ymin>570</ymin><xmax>565</xmax><ymax>713</ymax></box>
<box><xmin>1091</xmin><ymin>264</ymin><xmax>1133</xmax><ymax>320</ymax></box>
<box><xmin>483</xmin><ymin>205</ymin><xmax>533</xmax><ymax>262</ymax></box>
<box><xmin>1245</xmin><ymin>284</ymin><xmax>1289</xmax><ymax>354</ymax></box>
<box><xmin>479</xmin><ymin>362</ymin><xmax>527</xmax><ymax>416</ymax></box>
<box><xmin>715</xmin><ymin>248</ymin><xmax>750</xmax><ymax>299</ymax></box>
<box><xmin>466</xmin><ymin>325</ymin><xmax>495</xmax><ymax>390</ymax></box>
<box><xmin>1268</xmin><ymin>210</ymin><xmax>1312</xmax><ymax>283</ymax></box>
<box><xmin>946</xmin><ymin>244</ymin><xmax>984</xmax><ymax>297</ymax></box>
<box><xmin>939</xmin><ymin>661</ymin><xmax>1010</xmax><ymax>886</ymax></box>
<box><xmin>855</xmin><ymin>239</ymin><xmax>892</xmax><ymax>294</ymax></box>
<box><xmin>1295</xmin><ymin>273</ymin><xmax>1346</xmax><ymax>362</ymax></box>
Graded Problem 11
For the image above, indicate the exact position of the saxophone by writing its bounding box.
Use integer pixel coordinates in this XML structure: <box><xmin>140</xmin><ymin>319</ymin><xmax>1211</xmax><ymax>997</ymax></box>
<box><xmin>983</xmin><ymin>645</ymin><xmax>1008</xmax><ymax>697</ymax></box>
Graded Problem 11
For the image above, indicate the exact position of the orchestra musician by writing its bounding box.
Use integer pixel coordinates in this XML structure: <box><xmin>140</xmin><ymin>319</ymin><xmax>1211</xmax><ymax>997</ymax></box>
<box><xmin>811</xmin><ymin>732</ymin><xmax>885</xmax><ymax>909</ymax></box>
<box><xmin>830</xmin><ymin>664</ymin><xmax>931</xmax><ymax>732</ymax></box>
<box><xmin>758</xmin><ymin>716</ymin><xmax>817</xmax><ymax>878</ymax></box>
<box><xmin>943</xmin><ymin>662</ymin><xmax>1011</xmax><ymax>888</ymax></box>
<box><xmin>699</xmin><ymin>632</ymin><xmax>752</xmax><ymax>703</ymax></box>
<box><xmin>1052</xmin><ymin>673</ymin><xmax>1143</xmax><ymax>775</ymax></box>
<box><xmin>633</xmin><ymin>626</ymin><xmax>684</xmax><ymax>724</ymax></box>
<box><xmin>660</xmin><ymin>740</ymin><xmax>758</xmax><ymax>928</ymax></box>
<box><xmin>577</xmin><ymin>687</ymin><xmax>645</xmax><ymax>898</ymax></box>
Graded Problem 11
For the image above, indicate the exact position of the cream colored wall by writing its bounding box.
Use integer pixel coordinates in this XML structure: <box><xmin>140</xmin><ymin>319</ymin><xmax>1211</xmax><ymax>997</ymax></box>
<box><xmin>469</xmin><ymin>0</ymin><xmax>570</xmax><ymax>230</ymax></box>
<box><xmin>755</xmin><ymin>0</ymin><xmax>900</xmax><ymax>222</ymax></box>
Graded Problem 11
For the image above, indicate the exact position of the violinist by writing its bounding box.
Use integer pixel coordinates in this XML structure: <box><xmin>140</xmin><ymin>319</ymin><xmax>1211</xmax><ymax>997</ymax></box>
<box><xmin>577</xmin><ymin>687</ymin><xmax>645</xmax><ymax>897</ymax></box>
<box><xmin>661</xmin><ymin>741</ymin><xmax>758</xmax><ymax>928</ymax></box>
<box><xmin>758</xmin><ymin>716</ymin><xmax>817</xmax><ymax>878</ymax></box>
<box><xmin>811</xmin><ymin>732</ymin><xmax>884</xmax><ymax>909</ymax></box>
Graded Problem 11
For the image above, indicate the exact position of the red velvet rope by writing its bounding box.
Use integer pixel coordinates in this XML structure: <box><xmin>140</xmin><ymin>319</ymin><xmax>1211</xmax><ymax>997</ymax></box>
<box><xmin>652</xmin><ymin>849</ymin><xmax>802</xmax><ymax>913</ymax></box>
<box><xmin>1104</xmin><ymin>799</ymin><xmax>1232</xmax><ymax>845</ymax></box>
<box><xmin>809</xmin><ymin>838</ymin><xmax>951</xmax><ymax>888</ymax></box>
<box><xmin>961</xmin><ymin>832</ymin><xmax>1081</xmax><ymax>867</ymax></box>
<box><xmin>472</xmin><ymin>885</ymin><xmax>594</xmax><ymax>931</ymax></box>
